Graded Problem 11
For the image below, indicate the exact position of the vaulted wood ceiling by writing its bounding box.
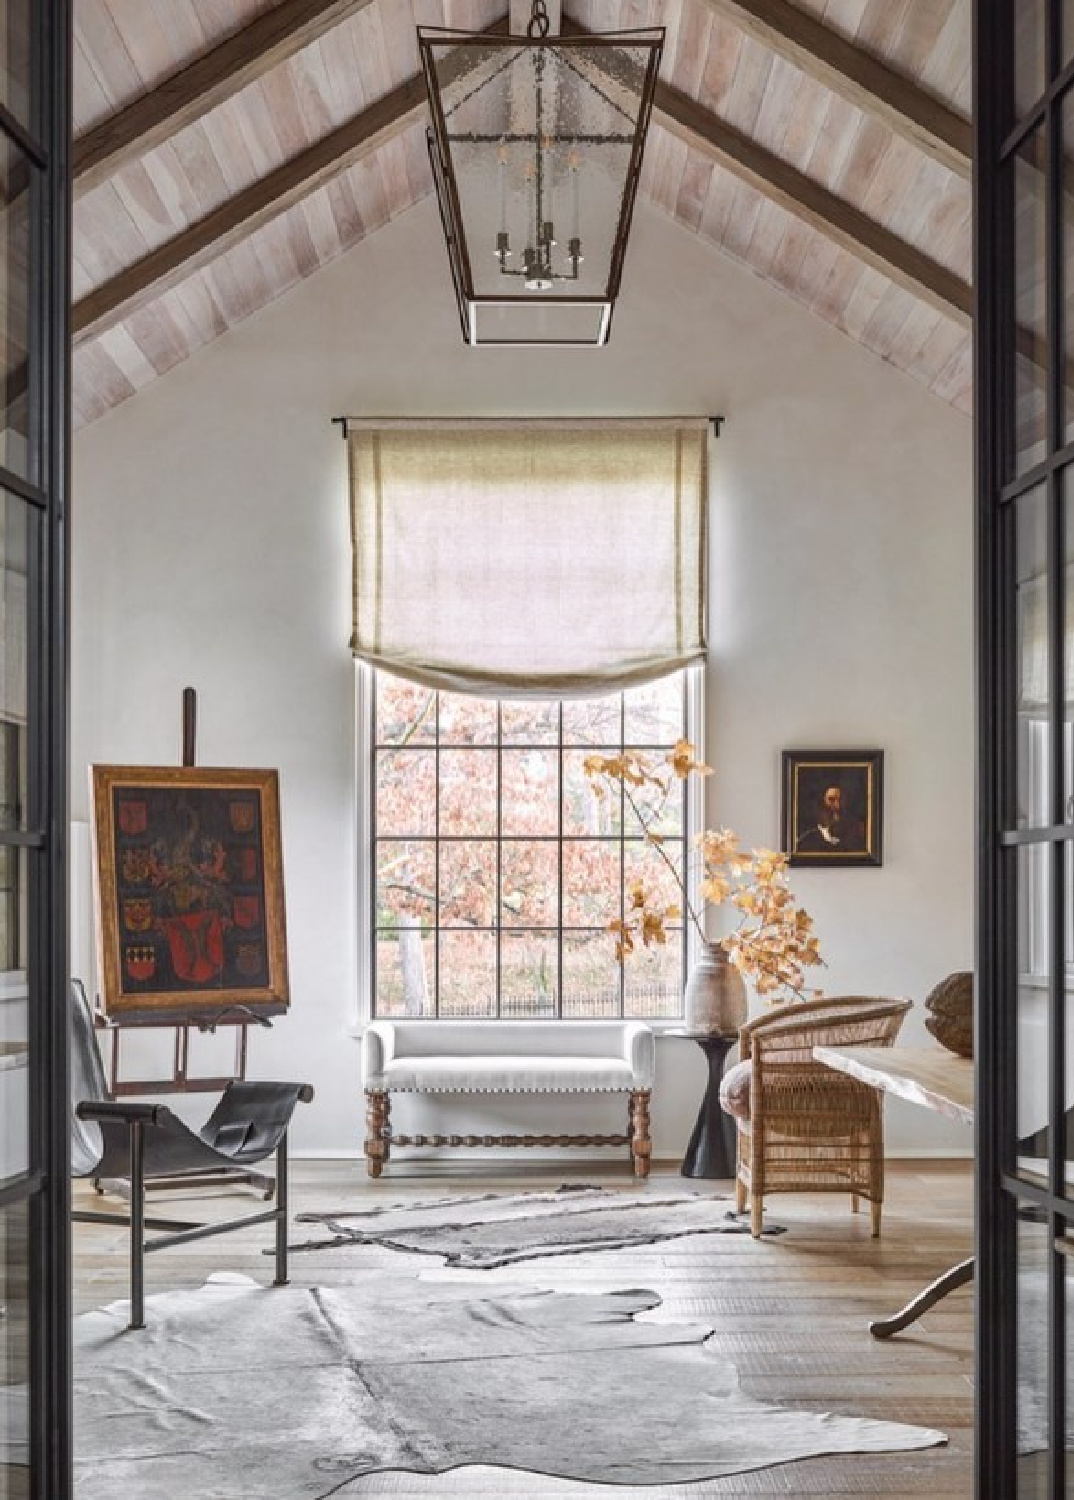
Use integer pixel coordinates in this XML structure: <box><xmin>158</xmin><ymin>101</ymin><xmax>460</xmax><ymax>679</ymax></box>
<box><xmin>71</xmin><ymin>0</ymin><xmax>972</xmax><ymax>427</ymax></box>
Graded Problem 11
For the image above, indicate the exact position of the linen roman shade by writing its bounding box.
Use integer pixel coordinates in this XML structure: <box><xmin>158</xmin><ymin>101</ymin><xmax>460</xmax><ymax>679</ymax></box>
<box><xmin>348</xmin><ymin>419</ymin><xmax>708</xmax><ymax>697</ymax></box>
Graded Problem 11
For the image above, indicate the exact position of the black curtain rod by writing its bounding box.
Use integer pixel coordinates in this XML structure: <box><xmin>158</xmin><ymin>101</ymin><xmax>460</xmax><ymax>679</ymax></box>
<box><xmin>332</xmin><ymin>416</ymin><xmax>725</xmax><ymax>439</ymax></box>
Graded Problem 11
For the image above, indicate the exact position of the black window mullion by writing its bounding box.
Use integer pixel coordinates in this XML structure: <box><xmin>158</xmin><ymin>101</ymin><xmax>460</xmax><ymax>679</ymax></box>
<box><xmin>557</xmin><ymin>699</ymin><xmax>564</xmax><ymax>1018</ymax></box>
<box><xmin>1046</xmin><ymin>35</ymin><xmax>1067</xmax><ymax>1491</ymax></box>
<box><xmin>618</xmin><ymin>691</ymin><xmax>626</xmax><ymax>1019</ymax></box>
<box><xmin>373</xmin><ymin>678</ymin><xmax>688</xmax><ymax>1022</ymax></box>
<box><xmin>370</xmin><ymin>676</ymin><xmax>379</xmax><ymax>1018</ymax></box>
<box><xmin>495</xmin><ymin>701</ymin><xmax>502</xmax><ymax>1019</ymax></box>
<box><xmin>434</xmin><ymin>691</ymin><xmax>441</xmax><ymax>1016</ymax></box>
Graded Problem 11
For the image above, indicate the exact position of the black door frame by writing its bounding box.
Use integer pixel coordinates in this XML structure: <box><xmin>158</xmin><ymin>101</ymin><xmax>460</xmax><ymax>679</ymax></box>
<box><xmin>0</xmin><ymin>2</ymin><xmax>73</xmax><ymax>1494</ymax></box>
<box><xmin>976</xmin><ymin>4</ymin><xmax>1074</xmax><ymax>1495</ymax></box>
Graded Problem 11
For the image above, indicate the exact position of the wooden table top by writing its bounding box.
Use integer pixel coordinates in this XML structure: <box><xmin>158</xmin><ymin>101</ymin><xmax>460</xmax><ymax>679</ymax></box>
<box><xmin>812</xmin><ymin>1044</ymin><xmax>974</xmax><ymax>1127</ymax></box>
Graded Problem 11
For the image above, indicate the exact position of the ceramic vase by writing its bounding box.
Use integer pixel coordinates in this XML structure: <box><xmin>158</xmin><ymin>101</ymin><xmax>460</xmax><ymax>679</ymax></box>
<box><xmin>684</xmin><ymin>942</ymin><xmax>748</xmax><ymax>1036</ymax></box>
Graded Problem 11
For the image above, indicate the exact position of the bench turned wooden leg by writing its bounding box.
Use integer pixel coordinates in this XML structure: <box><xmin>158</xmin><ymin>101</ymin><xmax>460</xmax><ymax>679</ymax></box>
<box><xmin>365</xmin><ymin>1090</ymin><xmax>390</xmax><ymax>1179</ymax></box>
<box><xmin>630</xmin><ymin>1089</ymin><xmax>651</xmax><ymax>1179</ymax></box>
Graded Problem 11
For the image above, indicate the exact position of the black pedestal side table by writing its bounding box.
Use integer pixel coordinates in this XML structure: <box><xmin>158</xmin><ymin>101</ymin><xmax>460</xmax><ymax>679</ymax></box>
<box><xmin>665</xmin><ymin>1029</ymin><xmax>738</xmax><ymax>1178</ymax></box>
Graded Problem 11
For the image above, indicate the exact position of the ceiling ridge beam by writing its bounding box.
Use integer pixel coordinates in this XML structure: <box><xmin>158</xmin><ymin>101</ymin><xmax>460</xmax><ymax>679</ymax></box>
<box><xmin>655</xmin><ymin>78</ymin><xmax>972</xmax><ymax>327</ymax></box>
<box><xmin>694</xmin><ymin>0</ymin><xmax>972</xmax><ymax>179</ymax></box>
<box><xmin>73</xmin><ymin>0</ymin><xmax>380</xmax><ymax>197</ymax></box>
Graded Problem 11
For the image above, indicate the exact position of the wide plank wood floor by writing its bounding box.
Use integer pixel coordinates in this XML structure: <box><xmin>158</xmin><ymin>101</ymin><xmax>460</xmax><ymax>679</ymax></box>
<box><xmin>71</xmin><ymin>1158</ymin><xmax>974</xmax><ymax>1498</ymax></box>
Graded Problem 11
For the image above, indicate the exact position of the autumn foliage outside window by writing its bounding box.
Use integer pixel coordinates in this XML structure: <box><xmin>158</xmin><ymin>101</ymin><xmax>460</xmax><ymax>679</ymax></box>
<box><xmin>372</xmin><ymin>670</ymin><xmax>690</xmax><ymax>1019</ymax></box>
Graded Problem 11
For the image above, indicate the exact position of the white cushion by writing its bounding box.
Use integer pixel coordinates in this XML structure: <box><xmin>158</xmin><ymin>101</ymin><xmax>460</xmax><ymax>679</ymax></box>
<box><xmin>362</xmin><ymin>1020</ymin><xmax>654</xmax><ymax>1093</ymax></box>
<box><xmin>377</xmin><ymin>1054</ymin><xmax>636</xmax><ymax>1094</ymax></box>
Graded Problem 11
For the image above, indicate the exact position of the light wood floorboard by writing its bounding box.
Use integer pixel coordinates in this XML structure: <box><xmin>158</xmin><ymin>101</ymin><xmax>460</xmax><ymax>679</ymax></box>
<box><xmin>71</xmin><ymin>1157</ymin><xmax>974</xmax><ymax>1497</ymax></box>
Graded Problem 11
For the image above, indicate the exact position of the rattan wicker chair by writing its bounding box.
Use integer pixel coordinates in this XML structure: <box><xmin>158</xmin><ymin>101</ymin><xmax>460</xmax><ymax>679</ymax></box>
<box><xmin>719</xmin><ymin>995</ymin><xmax>912</xmax><ymax>1239</ymax></box>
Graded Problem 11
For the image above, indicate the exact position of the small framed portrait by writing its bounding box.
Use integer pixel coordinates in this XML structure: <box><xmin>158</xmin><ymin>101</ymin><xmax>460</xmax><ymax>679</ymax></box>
<box><xmin>781</xmin><ymin>749</ymin><xmax>884</xmax><ymax>868</ymax></box>
<box><xmin>91</xmin><ymin>764</ymin><xmax>290</xmax><ymax>1021</ymax></box>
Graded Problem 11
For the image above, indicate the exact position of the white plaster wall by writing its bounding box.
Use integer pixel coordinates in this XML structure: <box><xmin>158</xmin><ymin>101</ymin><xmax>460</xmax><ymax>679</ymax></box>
<box><xmin>70</xmin><ymin>198</ymin><xmax>974</xmax><ymax>1160</ymax></box>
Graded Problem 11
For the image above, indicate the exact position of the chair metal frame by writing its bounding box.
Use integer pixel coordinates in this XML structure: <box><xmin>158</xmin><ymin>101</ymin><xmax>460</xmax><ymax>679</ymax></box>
<box><xmin>69</xmin><ymin>981</ymin><xmax>313</xmax><ymax>1329</ymax></box>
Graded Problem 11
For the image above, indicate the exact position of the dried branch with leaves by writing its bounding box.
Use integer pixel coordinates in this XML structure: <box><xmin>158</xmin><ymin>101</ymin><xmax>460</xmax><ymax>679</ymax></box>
<box><xmin>584</xmin><ymin>740</ymin><xmax>824</xmax><ymax>1001</ymax></box>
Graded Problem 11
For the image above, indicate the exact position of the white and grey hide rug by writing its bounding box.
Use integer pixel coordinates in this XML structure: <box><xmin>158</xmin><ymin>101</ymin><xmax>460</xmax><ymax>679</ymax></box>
<box><xmin>287</xmin><ymin>1185</ymin><xmax>785</xmax><ymax>1266</ymax></box>
<box><xmin>47</xmin><ymin>1271</ymin><xmax>946</xmax><ymax>1497</ymax></box>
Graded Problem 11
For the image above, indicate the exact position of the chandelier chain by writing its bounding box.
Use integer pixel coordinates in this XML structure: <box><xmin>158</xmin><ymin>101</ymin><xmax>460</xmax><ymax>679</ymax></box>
<box><xmin>527</xmin><ymin>0</ymin><xmax>551</xmax><ymax>38</ymax></box>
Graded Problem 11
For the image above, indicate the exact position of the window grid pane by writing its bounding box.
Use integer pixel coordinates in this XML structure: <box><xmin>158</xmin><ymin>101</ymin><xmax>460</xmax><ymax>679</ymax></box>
<box><xmin>372</xmin><ymin>675</ymin><xmax>687</xmax><ymax>1019</ymax></box>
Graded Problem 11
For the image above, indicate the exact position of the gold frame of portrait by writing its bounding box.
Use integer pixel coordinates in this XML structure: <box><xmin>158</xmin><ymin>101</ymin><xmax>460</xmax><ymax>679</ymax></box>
<box><xmin>780</xmin><ymin>749</ymin><xmax>884</xmax><ymax>868</ymax></box>
<box><xmin>90</xmin><ymin>764</ymin><xmax>290</xmax><ymax>1020</ymax></box>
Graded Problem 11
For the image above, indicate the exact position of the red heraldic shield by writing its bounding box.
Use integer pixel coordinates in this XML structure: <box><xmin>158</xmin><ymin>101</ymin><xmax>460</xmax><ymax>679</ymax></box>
<box><xmin>118</xmin><ymin>800</ymin><xmax>148</xmax><ymax>835</ymax></box>
<box><xmin>233</xmin><ymin>895</ymin><xmax>260</xmax><ymax>930</ymax></box>
<box><xmin>162</xmin><ymin>912</ymin><xmax>225</xmax><ymax>983</ymax></box>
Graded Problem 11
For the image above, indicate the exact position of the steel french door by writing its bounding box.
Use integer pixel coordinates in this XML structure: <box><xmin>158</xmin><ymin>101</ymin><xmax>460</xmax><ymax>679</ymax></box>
<box><xmin>977</xmin><ymin>3</ymin><xmax>1074</xmax><ymax>1496</ymax></box>
<box><xmin>0</xmin><ymin>2</ymin><xmax>73</xmax><ymax>1496</ymax></box>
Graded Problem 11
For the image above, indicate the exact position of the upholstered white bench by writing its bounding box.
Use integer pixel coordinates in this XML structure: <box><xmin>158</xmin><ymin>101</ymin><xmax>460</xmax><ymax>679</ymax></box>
<box><xmin>361</xmin><ymin>1020</ymin><xmax>655</xmax><ymax>1179</ymax></box>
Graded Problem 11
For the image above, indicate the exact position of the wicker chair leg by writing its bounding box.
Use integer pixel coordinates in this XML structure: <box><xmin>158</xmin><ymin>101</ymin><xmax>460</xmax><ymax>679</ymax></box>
<box><xmin>735</xmin><ymin>1176</ymin><xmax>747</xmax><ymax>1214</ymax></box>
<box><xmin>750</xmin><ymin>1193</ymin><xmax>763</xmax><ymax>1239</ymax></box>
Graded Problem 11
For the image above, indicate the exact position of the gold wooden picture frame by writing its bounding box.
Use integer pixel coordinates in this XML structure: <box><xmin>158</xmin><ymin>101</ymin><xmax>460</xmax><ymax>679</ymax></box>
<box><xmin>90</xmin><ymin>765</ymin><xmax>290</xmax><ymax>1020</ymax></box>
<box><xmin>781</xmin><ymin>749</ymin><xmax>884</xmax><ymax>868</ymax></box>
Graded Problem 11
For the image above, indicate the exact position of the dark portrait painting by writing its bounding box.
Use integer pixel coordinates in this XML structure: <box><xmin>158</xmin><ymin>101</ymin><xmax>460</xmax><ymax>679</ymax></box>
<box><xmin>91</xmin><ymin>765</ymin><xmax>290</xmax><ymax>1019</ymax></box>
<box><xmin>781</xmin><ymin>750</ymin><xmax>883</xmax><ymax>868</ymax></box>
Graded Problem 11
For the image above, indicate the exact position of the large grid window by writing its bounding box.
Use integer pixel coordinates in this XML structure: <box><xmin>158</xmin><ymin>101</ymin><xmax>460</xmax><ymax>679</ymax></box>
<box><xmin>371</xmin><ymin>670</ymin><xmax>690</xmax><ymax>1019</ymax></box>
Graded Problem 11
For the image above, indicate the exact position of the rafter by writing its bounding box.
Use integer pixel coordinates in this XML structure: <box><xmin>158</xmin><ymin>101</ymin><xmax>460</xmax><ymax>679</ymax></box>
<box><xmin>72</xmin><ymin>19</ymin><xmax>511</xmax><ymax>347</ymax></box>
<box><xmin>73</xmin><ymin>0</ymin><xmax>380</xmax><ymax>196</ymax></box>
<box><xmin>695</xmin><ymin>0</ymin><xmax>972</xmax><ymax>180</ymax></box>
<box><xmin>654</xmin><ymin>79</ymin><xmax>972</xmax><ymax>327</ymax></box>
<box><xmin>72</xmin><ymin>76</ymin><xmax>426</xmax><ymax>346</ymax></box>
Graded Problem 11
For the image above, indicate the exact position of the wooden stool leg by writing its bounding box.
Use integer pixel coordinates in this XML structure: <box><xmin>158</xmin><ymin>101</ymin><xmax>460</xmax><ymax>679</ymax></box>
<box><xmin>870</xmin><ymin>1197</ymin><xmax>882</xmax><ymax>1238</ymax></box>
<box><xmin>630</xmin><ymin>1090</ymin><xmax>652</xmax><ymax>1179</ymax></box>
<box><xmin>735</xmin><ymin>1176</ymin><xmax>747</xmax><ymax>1213</ymax></box>
<box><xmin>365</xmin><ymin>1090</ymin><xmax>388</xmax><ymax>1179</ymax></box>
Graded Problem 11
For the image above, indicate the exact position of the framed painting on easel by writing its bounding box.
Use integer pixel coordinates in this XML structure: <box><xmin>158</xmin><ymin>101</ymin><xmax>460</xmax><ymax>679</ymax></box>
<box><xmin>90</xmin><ymin>765</ymin><xmax>290</xmax><ymax>1022</ymax></box>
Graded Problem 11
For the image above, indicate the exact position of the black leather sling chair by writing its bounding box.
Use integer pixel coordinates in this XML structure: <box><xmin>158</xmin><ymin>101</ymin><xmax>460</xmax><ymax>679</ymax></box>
<box><xmin>69</xmin><ymin>979</ymin><xmax>313</xmax><ymax>1330</ymax></box>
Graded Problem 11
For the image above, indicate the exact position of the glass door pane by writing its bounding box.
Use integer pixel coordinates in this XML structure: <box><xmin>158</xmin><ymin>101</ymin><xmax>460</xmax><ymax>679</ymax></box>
<box><xmin>1065</xmin><ymin>475</ymin><xmax>1074</xmax><ymax>819</ymax></box>
<box><xmin>1015</xmin><ymin>487</ymin><xmax>1053</xmax><ymax>828</ymax></box>
<box><xmin>1014</xmin><ymin>133</ymin><xmax>1049</xmax><ymax>478</ymax></box>
<box><xmin>0</xmin><ymin>138</ymin><xmax>30</xmax><ymax>483</ymax></box>
<box><xmin>1016</xmin><ymin>0</ymin><xmax>1048</xmax><ymax>115</ymax></box>
<box><xmin>1017</xmin><ymin>1213</ymin><xmax>1051</xmax><ymax>1496</ymax></box>
<box><xmin>0</xmin><ymin>4</ymin><xmax>30</xmax><ymax>132</ymax></box>
<box><xmin>0</xmin><ymin>1201</ymin><xmax>29</xmax><ymax>1498</ymax></box>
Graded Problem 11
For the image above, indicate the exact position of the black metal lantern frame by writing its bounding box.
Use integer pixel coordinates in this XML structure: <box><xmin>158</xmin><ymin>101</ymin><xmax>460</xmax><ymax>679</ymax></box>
<box><xmin>419</xmin><ymin>15</ymin><xmax>664</xmax><ymax>347</ymax></box>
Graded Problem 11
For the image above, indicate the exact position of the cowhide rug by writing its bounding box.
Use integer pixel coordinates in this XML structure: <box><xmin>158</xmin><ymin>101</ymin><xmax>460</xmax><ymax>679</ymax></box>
<box><xmin>288</xmin><ymin>1185</ymin><xmax>784</xmax><ymax>1266</ymax></box>
<box><xmin>46</xmin><ymin>1271</ymin><xmax>946</xmax><ymax>1496</ymax></box>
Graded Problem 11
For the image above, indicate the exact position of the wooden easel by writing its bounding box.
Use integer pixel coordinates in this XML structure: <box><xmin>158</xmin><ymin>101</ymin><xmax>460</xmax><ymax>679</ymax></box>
<box><xmin>94</xmin><ymin>687</ymin><xmax>275</xmax><ymax>1197</ymax></box>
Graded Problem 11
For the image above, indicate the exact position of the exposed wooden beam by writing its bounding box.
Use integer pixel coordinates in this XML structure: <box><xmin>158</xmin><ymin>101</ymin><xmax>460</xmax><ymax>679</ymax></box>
<box><xmin>72</xmin><ymin>20</ymin><xmax>512</xmax><ymax>347</ymax></box>
<box><xmin>655</xmin><ymin>79</ymin><xmax>972</xmax><ymax>327</ymax></box>
<box><xmin>73</xmin><ymin>0</ymin><xmax>380</xmax><ymax>196</ymax></box>
<box><xmin>696</xmin><ymin>0</ymin><xmax>972</xmax><ymax>179</ymax></box>
<box><xmin>72</xmin><ymin>74</ymin><xmax>426</xmax><ymax>346</ymax></box>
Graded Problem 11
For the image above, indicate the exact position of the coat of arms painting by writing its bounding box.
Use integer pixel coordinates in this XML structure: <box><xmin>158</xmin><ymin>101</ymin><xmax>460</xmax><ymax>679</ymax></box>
<box><xmin>90</xmin><ymin>765</ymin><xmax>290</xmax><ymax>1020</ymax></box>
